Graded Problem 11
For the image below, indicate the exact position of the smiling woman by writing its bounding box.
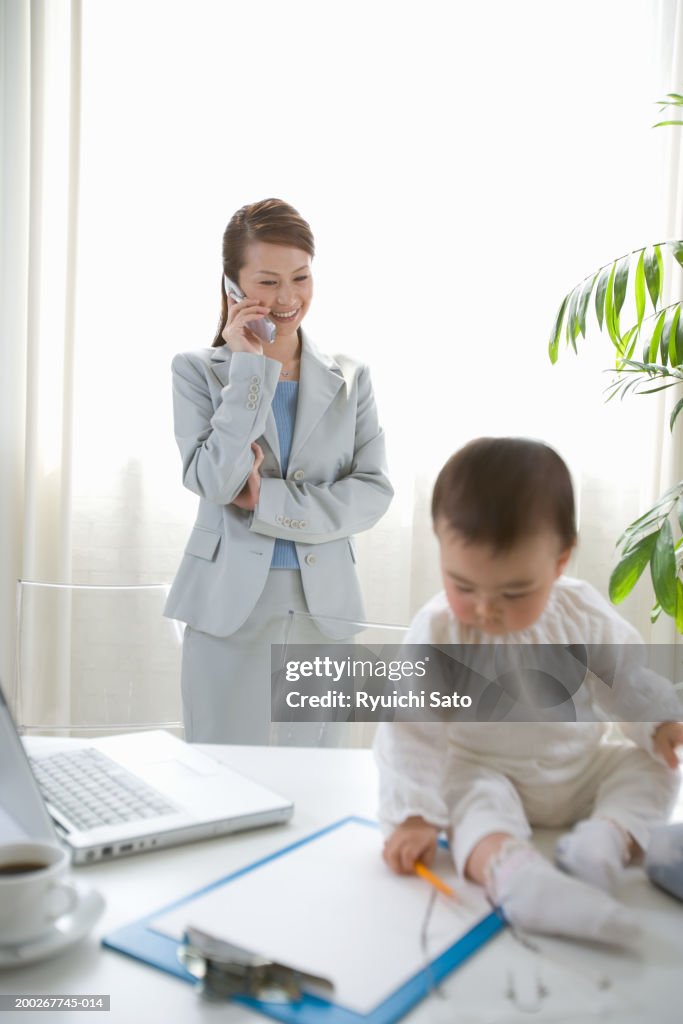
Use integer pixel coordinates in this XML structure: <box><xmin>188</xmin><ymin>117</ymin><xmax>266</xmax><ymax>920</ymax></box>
<box><xmin>164</xmin><ymin>198</ymin><xmax>394</xmax><ymax>744</ymax></box>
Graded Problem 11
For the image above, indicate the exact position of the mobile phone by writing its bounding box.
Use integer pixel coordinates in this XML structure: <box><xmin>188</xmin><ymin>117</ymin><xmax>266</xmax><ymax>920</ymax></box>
<box><xmin>224</xmin><ymin>276</ymin><xmax>276</xmax><ymax>344</ymax></box>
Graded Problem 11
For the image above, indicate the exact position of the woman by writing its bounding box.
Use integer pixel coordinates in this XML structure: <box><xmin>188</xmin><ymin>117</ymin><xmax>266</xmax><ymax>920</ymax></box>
<box><xmin>165</xmin><ymin>198</ymin><xmax>393</xmax><ymax>744</ymax></box>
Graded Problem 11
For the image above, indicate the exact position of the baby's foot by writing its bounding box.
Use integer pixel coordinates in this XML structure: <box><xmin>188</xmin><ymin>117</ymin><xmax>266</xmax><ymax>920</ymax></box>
<box><xmin>486</xmin><ymin>839</ymin><xmax>639</xmax><ymax>949</ymax></box>
<box><xmin>555</xmin><ymin>818</ymin><xmax>629</xmax><ymax>894</ymax></box>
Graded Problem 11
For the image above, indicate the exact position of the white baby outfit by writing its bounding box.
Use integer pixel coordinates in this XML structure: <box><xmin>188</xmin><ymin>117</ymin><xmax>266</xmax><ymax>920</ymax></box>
<box><xmin>374</xmin><ymin>576</ymin><xmax>682</xmax><ymax>877</ymax></box>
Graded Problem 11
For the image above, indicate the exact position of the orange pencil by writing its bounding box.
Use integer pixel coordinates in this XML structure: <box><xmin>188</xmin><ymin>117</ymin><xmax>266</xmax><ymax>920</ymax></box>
<box><xmin>414</xmin><ymin>861</ymin><xmax>456</xmax><ymax>898</ymax></box>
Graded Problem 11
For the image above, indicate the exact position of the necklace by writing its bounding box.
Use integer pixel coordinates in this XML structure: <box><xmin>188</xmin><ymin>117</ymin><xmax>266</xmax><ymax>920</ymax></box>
<box><xmin>279</xmin><ymin>355</ymin><xmax>300</xmax><ymax>379</ymax></box>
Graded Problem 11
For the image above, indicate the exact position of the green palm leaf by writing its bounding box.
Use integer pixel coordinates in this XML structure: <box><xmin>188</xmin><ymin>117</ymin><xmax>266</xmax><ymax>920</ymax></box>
<box><xmin>669</xmin><ymin>306</ymin><xmax>682</xmax><ymax>365</ymax></box>
<box><xmin>613</xmin><ymin>257</ymin><xmax>629</xmax><ymax>326</ymax></box>
<box><xmin>661</xmin><ymin>310</ymin><xmax>675</xmax><ymax>366</ymax></box>
<box><xmin>673</xmin><ymin>398</ymin><xmax>683</xmax><ymax>431</ymax></box>
<box><xmin>644</xmin><ymin>247</ymin><xmax>661</xmax><ymax>309</ymax></box>
<box><xmin>634</xmin><ymin>250</ymin><xmax>646</xmax><ymax>329</ymax></box>
<box><xmin>609</xmin><ymin>532</ymin><xmax>658</xmax><ymax>603</ymax></box>
<box><xmin>647</xmin><ymin>309</ymin><xmax>667</xmax><ymax>362</ymax></box>
<box><xmin>595</xmin><ymin>266</ymin><xmax>610</xmax><ymax>329</ymax></box>
<box><xmin>669</xmin><ymin>241</ymin><xmax>683</xmax><ymax>269</ymax></box>
<box><xmin>676</xmin><ymin>581</ymin><xmax>683</xmax><ymax>633</ymax></box>
<box><xmin>603</xmin><ymin>261</ymin><xmax>619</xmax><ymax>346</ymax></box>
<box><xmin>577</xmin><ymin>274</ymin><xmax>597</xmax><ymax>338</ymax></box>
<box><xmin>651</xmin><ymin>519</ymin><xmax>677</xmax><ymax>616</ymax></box>
<box><xmin>548</xmin><ymin>293</ymin><xmax>570</xmax><ymax>364</ymax></box>
<box><xmin>676</xmin><ymin>307</ymin><xmax>683</xmax><ymax>367</ymax></box>
<box><xmin>655</xmin><ymin>244</ymin><xmax>665</xmax><ymax>303</ymax></box>
<box><xmin>565</xmin><ymin>286</ymin><xmax>581</xmax><ymax>352</ymax></box>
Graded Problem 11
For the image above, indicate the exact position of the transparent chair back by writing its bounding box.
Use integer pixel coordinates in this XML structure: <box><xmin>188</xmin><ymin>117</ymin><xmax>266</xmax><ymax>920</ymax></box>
<box><xmin>270</xmin><ymin>610</ymin><xmax>409</xmax><ymax>748</ymax></box>
<box><xmin>15</xmin><ymin>581</ymin><xmax>183</xmax><ymax>736</ymax></box>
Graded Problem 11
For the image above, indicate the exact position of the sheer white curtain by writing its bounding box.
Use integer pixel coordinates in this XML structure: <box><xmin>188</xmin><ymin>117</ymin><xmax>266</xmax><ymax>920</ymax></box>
<box><xmin>2</xmin><ymin>0</ymin><xmax>682</xmax><ymax>721</ymax></box>
<box><xmin>0</xmin><ymin>0</ymin><xmax>81</xmax><ymax>710</ymax></box>
<box><xmin>648</xmin><ymin>0</ymin><xmax>683</xmax><ymax>652</ymax></box>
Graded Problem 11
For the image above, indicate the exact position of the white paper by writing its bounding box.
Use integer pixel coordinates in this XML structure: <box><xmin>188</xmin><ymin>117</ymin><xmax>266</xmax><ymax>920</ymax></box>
<box><xmin>150</xmin><ymin>820</ymin><xmax>490</xmax><ymax>1015</ymax></box>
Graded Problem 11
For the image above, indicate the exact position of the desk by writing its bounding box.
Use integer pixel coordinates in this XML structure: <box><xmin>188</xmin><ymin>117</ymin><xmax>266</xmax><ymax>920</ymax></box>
<box><xmin>1</xmin><ymin>741</ymin><xmax>682</xmax><ymax>1024</ymax></box>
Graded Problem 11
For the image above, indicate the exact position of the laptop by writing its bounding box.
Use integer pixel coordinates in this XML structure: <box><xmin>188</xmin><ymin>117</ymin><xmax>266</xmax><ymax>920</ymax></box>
<box><xmin>0</xmin><ymin>682</ymin><xmax>293</xmax><ymax>864</ymax></box>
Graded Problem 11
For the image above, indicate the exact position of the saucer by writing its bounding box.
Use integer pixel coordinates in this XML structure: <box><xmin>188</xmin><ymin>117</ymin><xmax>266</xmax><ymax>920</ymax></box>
<box><xmin>0</xmin><ymin>887</ymin><xmax>105</xmax><ymax>968</ymax></box>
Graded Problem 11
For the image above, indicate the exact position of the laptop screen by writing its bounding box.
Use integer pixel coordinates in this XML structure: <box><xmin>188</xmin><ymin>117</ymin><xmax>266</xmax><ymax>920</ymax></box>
<box><xmin>0</xmin><ymin>682</ymin><xmax>57</xmax><ymax>843</ymax></box>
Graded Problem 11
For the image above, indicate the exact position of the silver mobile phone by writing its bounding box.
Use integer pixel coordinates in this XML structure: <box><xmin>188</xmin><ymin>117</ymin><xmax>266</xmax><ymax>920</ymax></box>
<box><xmin>224</xmin><ymin>276</ymin><xmax>276</xmax><ymax>344</ymax></box>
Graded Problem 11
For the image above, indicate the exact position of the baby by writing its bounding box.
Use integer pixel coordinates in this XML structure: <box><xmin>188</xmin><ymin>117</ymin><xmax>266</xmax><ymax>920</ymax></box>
<box><xmin>375</xmin><ymin>437</ymin><xmax>683</xmax><ymax>946</ymax></box>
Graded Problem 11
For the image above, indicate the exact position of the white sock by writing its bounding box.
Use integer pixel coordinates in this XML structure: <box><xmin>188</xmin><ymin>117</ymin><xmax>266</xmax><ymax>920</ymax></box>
<box><xmin>555</xmin><ymin>818</ymin><xmax>629</xmax><ymax>895</ymax></box>
<box><xmin>486</xmin><ymin>840</ymin><xmax>640</xmax><ymax>949</ymax></box>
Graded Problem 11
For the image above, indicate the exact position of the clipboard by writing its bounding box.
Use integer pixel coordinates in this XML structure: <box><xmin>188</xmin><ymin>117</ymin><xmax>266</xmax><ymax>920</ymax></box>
<box><xmin>102</xmin><ymin>816</ymin><xmax>505</xmax><ymax>1024</ymax></box>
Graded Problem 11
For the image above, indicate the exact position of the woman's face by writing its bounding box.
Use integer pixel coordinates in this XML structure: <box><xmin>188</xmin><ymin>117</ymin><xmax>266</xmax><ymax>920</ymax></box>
<box><xmin>237</xmin><ymin>241</ymin><xmax>313</xmax><ymax>337</ymax></box>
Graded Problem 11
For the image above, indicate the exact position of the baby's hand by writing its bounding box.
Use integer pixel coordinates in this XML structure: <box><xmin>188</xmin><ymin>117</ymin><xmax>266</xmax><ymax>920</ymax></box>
<box><xmin>652</xmin><ymin>721</ymin><xmax>683</xmax><ymax>769</ymax></box>
<box><xmin>383</xmin><ymin>816</ymin><xmax>439</xmax><ymax>875</ymax></box>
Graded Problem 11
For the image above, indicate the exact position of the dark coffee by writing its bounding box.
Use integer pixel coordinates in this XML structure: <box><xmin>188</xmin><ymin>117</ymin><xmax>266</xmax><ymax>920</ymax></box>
<box><xmin>0</xmin><ymin>861</ymin><xmax>48</xmax><ymax>876</ymax></box>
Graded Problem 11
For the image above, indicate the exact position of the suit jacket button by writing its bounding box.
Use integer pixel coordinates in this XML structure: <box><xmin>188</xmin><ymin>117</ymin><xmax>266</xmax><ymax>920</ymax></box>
<box><xmin>305</xmin><ymin>554</ymin><xmax>317</xmax><ymax>566</ymax></box>
<box><xmin>250</xmin><ymin>376</ymin><xmax>261</xmax><ymax>384</ymax></box>
<box><xmin>290</xmin><ymin>519</ymin><xmax>299</xmax><ymax>528</ymax></box>
<box><xmin>246</xmin><ymin>400</ymin><xmax>257</xmax><ymax>410</ymax></box>
<box><xmin>283</xmin><ymin>517</ymin><xmax>291</xmax><ymax>526</ymax></box>
<box><xmin>299</xmin><ymin>521</ymin><xmax>308</xmax><ymax>528</ymax></box>
<box><xmin>276</xmin><ymin>515</ymin><xmax>284</xmax><ymax>524</ymax></box>
<box><xmin>293</xmin><ymin>469</ymin><xmax>305</xmax><ymax>481</ymax></box>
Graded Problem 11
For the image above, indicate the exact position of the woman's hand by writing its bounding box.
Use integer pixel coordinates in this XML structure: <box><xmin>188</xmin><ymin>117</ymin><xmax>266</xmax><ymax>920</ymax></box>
<box><xmin>653</xmin><ymin>721</ymin><xmax>683</xmax><ymax>768</ymax></box>
<box><xmin>222</xmin><ymin>294</ymin><xmax>272</xmax><ymax>354</ymax></box>
<box><xmin>232</xmin><ymin>442</ymin><xmax>264</xmax><ymax>511</ymax></box>
<box><xmin>382</xmin><ymin>816</ymin><xmax>440</xmax><ymax>874</ymax></box>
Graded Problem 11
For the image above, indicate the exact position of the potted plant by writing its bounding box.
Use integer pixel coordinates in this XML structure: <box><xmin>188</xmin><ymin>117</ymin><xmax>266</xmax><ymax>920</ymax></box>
<box><xmin>548</xmin><ymin>93</ymin><xmax>683</xmax><ymax>629</ymax></box>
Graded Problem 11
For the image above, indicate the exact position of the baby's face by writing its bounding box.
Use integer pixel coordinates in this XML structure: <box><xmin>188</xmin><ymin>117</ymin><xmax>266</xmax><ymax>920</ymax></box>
<box><xmin>435</xmin><ymin>523</ymin><xmax>571</xmax><ymax>635</ymax></box>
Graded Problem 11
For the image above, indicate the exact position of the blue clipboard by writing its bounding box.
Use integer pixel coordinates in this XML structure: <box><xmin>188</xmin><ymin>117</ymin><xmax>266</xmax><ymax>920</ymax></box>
<box><xmin>102</xmin><ymin>816</ymin><xmax>505</xmax><ymax>1024</ymax></box>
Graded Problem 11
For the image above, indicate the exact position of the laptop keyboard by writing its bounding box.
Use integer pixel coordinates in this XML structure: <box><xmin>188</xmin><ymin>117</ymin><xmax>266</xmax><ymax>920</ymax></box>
<box><xmin>29</xmin><ymin>747</ymin><xmax>178</xmax><ymax>832</ymax></box>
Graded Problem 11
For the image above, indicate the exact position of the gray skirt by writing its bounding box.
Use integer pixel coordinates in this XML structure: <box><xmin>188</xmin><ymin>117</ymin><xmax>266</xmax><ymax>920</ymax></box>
<box><xmin>181</xmin><ymin>570</ymin><xmax>356</xmax><ymax>746</ymax></box>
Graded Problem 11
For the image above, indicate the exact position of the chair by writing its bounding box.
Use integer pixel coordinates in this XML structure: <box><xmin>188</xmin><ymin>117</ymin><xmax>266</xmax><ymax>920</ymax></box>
<box><xmin>270</xmin><ymin>610</ymin><xmax>409</xmax><ymax>748</ymax></box>
<box><xmin>14</xmin><ymin>580</ymin><xmax>183</xmax><ymax>736</ymax></box>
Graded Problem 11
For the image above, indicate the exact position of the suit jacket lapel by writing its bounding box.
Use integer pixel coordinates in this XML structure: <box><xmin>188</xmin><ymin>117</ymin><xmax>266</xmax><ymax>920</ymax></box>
<box><xmin>210</xmin><ymin>346</ymin><xmax>281</xmax><ymax>465</ymax></box>
<box><xmin>289</xmin><ymin>330</ymin><xmax>344</xmax><ymax>465</ymax></box>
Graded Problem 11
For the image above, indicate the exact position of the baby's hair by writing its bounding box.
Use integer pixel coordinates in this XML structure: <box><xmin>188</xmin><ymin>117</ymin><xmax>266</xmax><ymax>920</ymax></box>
<box><xmin>431</xmin><ymin>437</ymin><xmax>577</xmax><ymax>552</ymax></box>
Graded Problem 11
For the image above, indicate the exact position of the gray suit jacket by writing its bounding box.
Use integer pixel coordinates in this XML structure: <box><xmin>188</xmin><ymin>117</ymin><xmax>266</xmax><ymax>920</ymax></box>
<box><xmin>164</xmin><ymin>331</ymin><xmax>393</xmax><ymax>638</ymax></box>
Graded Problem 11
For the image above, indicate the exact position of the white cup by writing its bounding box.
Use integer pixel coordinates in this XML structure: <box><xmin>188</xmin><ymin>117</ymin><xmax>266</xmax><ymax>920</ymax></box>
<box><xmin>0</xmin><ymin>841</ymin><xmax>79</xmax><ymax>946</ymax></box>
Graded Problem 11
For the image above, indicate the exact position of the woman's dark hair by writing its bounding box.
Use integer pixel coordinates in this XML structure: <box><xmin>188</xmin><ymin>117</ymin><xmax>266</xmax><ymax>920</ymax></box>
<box><xmin>431</xmin><ymin>437</ymin><xmax>577</xmax><ymax>551</ymax></box>
<box><xmin>212</xmin><ymin>198</ymin><xmax>315</xmax><ymax>346</ymax></box>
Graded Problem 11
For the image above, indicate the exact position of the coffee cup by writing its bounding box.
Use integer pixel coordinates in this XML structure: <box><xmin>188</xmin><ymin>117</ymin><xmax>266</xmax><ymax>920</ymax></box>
<box><xmin>0</xmin><ymin>841</ymin><xmax>78</xmax><ymax>946</ymax></box>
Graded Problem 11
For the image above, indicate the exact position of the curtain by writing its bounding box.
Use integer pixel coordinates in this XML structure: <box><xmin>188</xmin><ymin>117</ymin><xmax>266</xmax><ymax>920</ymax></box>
<box><xmin>648</xmin><ymin>0</ymin><xmax>683</xmax><ymax>658</ymax></box>
<box><xmin>0</xmin><ymin>0</ymin><xmax>81</xmax><ymax>718</ymax></box>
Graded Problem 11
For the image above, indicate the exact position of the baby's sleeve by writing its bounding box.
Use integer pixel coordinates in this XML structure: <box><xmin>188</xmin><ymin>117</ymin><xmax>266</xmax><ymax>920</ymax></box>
<box><xmin>373</xmin><ymin>721</ymin><xmax>451</xmax><ymax>833</ymax></box>
<box><xmin>372</xmin><ymin>597</ymin><xmax>452</xmax><ymax>833</ymax></box>
<box><xmin>584</xmin><ymin>590</ymin><xmax>682</xmax><ymax>756</ymax></box>
<box><xmin>609</xmin><ymin>646</ymin><xmax>682</xmax><ymax>756</ymax></box>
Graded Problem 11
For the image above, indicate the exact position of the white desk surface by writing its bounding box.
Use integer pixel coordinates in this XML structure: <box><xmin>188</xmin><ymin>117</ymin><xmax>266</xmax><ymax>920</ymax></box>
<box><xmin>1</xmin><ymin>740</ymin><xmax>682</xmax><ymax>1024</ymax></box>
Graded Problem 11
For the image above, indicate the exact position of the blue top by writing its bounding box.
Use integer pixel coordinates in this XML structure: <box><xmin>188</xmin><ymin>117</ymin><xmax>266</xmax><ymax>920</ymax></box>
<box><xmin>270</xmin><ymin>381</ymin><xmax>300</xmax><ymax>569</ymax></box>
